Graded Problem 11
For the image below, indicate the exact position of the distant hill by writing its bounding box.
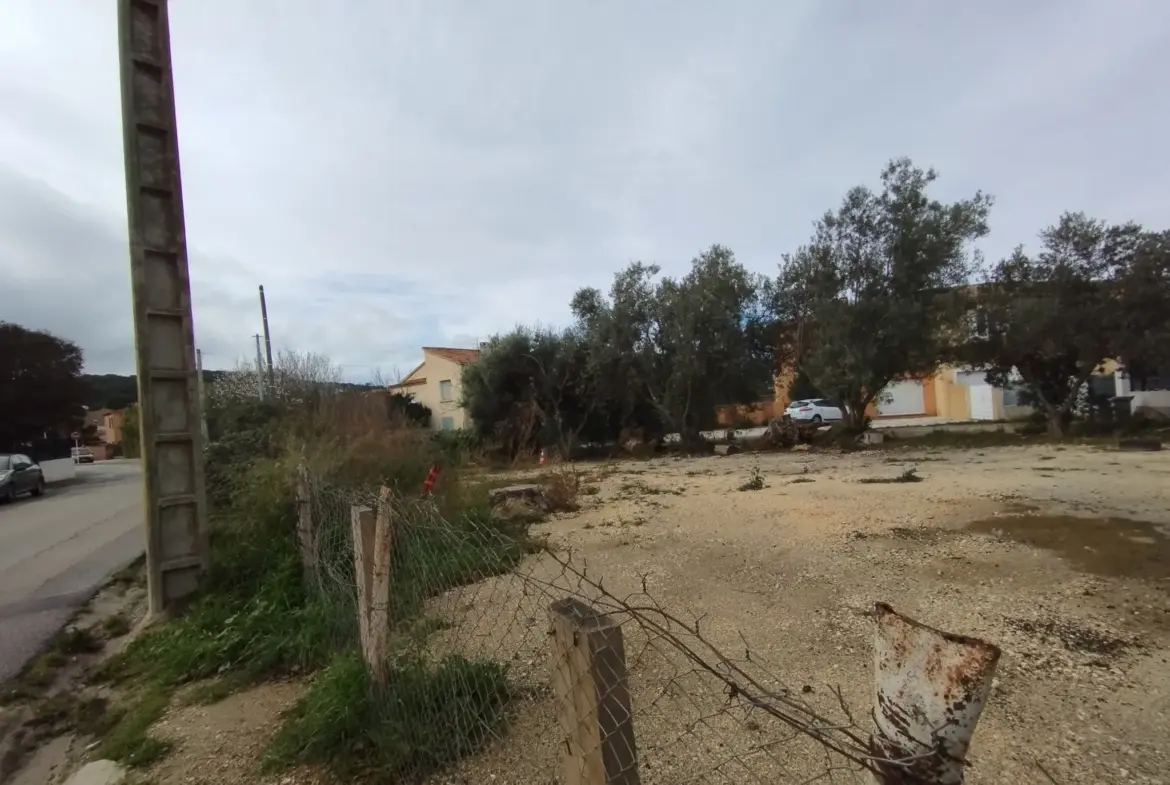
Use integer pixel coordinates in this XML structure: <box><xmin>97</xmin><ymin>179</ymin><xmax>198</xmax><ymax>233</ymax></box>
<box><xmin>82</xmin><ymin>374</ymin><xmax>139</xmax><ymax>411</ymax></box>
<box><xmin>81</xmin><ymin>372</ymin><xmax>376</xmax><ymax>410</ymax></box>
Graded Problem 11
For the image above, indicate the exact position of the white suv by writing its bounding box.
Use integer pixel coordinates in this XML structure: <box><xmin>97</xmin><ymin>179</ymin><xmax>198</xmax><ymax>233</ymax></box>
<box><xmin>785</xmin><ymin>399</ymin><xmax>844</xmax><ymax>423</ymax></box>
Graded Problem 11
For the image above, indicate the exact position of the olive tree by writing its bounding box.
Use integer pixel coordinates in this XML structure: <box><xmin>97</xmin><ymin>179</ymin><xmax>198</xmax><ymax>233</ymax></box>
<box><xmin>777</xmin><ymin>158</ymin><xmax>992</xmax><ymax>430</ymax></box>
<box><xmin>971</xmin><ymin>214</ymin><xmax>1143</xmax><ymax>436</ymax></box>
<box><xmin>573</xmin><ymin>245</ymin><xmax>776</xmax><ymax>446</ymax></box>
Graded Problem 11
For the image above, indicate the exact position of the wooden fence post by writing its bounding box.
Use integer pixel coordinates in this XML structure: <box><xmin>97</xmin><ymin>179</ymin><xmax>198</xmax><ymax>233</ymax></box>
<box><xmin>870</xmin><ymin>603</ymin><xmax>1001</xmax><ymax>785</ymax></box>
<box><xmin>549</xmin><ymin>597</ymin><xmax>640</xmax><ymax>785</ymax></box>
<box><xmin>371</xmin><ymin>487</ymin><xmax>394</xmax><ymax>662</ymax></box>
<box><xmin>351</xmin><ymin>494</ymin><xmax>393</xmax><ymax>685</ymax></box>
<box><xmin>295</xmin><ymin>463</ymin><xmax>317</xmax><ymax>590</ymax></box>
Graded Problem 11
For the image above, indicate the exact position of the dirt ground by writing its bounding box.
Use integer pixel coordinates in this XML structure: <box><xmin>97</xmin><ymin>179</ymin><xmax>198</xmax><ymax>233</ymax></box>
<box><xmin>18</xmin><ymin>441</ymin><xmax>1169</xmax><ymax>784</ymax></box>
<box><xmin>426</xmin><ymin>442</ymin><xmax>1170</xmax><ymax>785</ymax></box>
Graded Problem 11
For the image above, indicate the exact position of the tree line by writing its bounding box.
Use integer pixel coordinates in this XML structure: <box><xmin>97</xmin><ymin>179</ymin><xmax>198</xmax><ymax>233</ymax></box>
<box><xmin>462</xmin><ymin>158</ymin><xmax>1170</xmax><ymax>452</ymax></box>
<box><xmin>1</xmin><ymin>321</ymin><xmax>86</xmax><ymax>456</ymax></box>
<box><xmin>1</xmin><ymin>323</ymin><xmax>433</xmax><ymax>458</ymax></box>
<box><xmin>5</xmin><ymin>158</ymin><xmax>1168</xmax><ymax>456</ymax></box>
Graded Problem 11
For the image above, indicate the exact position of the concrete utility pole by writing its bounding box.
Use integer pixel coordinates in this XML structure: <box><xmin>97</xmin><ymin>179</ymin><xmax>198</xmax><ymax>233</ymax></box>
<box><xmin>118</xmin><ymin>0</ymin><xmax>209</xmax><ymax>616</ymax></box>
<box><xmin>259</xmin><ymin>285</ymin><xmax>275</xmax><ymax>391</ymax></box>
<box><xmin>253</xmin><ymin>334</ymin><xmax>266</xmax><ymax>400</ymax></box>
<box><xmin>195</xmin><ymin>348</ymin><xmax>209</xmax><ymax>442</ymax></box>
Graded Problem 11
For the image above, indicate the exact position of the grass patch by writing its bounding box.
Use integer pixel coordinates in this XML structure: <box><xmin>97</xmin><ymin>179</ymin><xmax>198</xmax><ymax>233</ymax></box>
<box><xmin>109</xmin><ymin>557</ymin><xmax>146</xmax><ymax>591</ymax></box>
<box><xmin>1</xmin><ymin>641</ymin><xmax>77</xmax><ymax>703</ymax></box>
<box><xmin>267</xmin><ymin>650</ymin><xmax>511</xmax><ymax>782</ymax></box>
<box><xmin>96</xmin><ymin>541</ymin><xmax>333</xmax><ymax>689</ymax></box>
<box><xmin>102</xmin><ymin>613</ymin><xmax>133</xmax><ymax>638</ymax></box>
<box><xmin>28</xmin><ymin>693</ymin><xmax>112</xmax><ymax>736</ymax></box>
<box><xmin>616</xmin><ymin>478</ymin><xmax>670</xmax><ymax>497</ymax></box>
<box><xmin>55</xmin><ymin>627</ymin><xmax>102</xmax><ymax>656</ymax></box>
<box><xmin>101</xmin><ymin>485</ymin><xmax>533</xmax><ymax>700</ymax></box>
<box><xmin>580</xmin><ymin>463</ymin><xmax>623</xmax><ymax>483</ymax></box>
<box><xmin>23</xmin><ymin>652</ymin><xmax>66</xmax><ymax>688</ymax></box>
<box><xmin>182</xmin><ymin>672</ymin><xmax>257</xmax><ymax>707</ymax></box>
<box><xmin>95</xmin><ymin>686</ymin><xmax>173</xmax><ymax>768</ymax></box>
<box><xmin>737</xmin><ymin>466</ymin><xmax>766</xmax><ymax>492</ymax></box>
<box><xmin>858</xmin><ymin>468</ymin><xmax>923</xmax><ymax>484</ymax></box>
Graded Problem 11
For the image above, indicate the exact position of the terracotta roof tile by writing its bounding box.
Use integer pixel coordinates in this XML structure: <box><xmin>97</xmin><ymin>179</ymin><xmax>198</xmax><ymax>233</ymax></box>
<box><xmin>423</xmin><ymin>347</ymin><xmax>481</xmax><ymax>365</ymax></box>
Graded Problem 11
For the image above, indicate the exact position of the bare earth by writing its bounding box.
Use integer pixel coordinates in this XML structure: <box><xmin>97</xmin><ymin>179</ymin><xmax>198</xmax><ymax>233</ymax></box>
<box><xmin>144</xmin><ymin>443</ymin><xmax>1170</xmax><ymax>784</ymax></box>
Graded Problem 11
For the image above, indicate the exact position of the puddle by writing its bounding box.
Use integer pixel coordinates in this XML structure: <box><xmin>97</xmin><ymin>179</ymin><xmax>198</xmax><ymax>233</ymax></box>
<box><xmin>967</xmin><ymin>513</ymin><xmax>1170</xmax><ymax>580</ymax></box>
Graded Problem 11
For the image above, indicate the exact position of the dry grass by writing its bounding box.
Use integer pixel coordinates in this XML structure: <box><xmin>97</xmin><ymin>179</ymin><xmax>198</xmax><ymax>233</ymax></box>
<box><xmin>542</xmin><ymin>464</ymin><xmax>582</xmax><ymax>512</ymax></box>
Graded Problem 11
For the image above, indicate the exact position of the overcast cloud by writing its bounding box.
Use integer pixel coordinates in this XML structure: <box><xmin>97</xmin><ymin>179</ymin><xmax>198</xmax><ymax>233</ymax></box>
<box><xmin>1</xmin><ymin>1</ymin><xmax>1168</xmax><ymax>380</ymax></box>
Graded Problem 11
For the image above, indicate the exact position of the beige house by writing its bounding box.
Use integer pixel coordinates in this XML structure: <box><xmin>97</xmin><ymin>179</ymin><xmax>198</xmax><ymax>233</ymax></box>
<box><xmin>767</xmin><ymin>362</ymin><xmax>1037</xmax><ymax>423</ymax></box>
<box><xmin>390</xmin><ymin>347</ymin><xmax>481</xmax><ymax>431</ymax></box>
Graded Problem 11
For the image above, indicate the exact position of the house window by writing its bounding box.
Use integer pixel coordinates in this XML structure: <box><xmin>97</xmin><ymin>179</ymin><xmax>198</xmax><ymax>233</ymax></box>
<box><xmin>440</xmin><ymin>417</ymin><xmax>455</xmax><ymax>431</ymax></box>
<box><xmin>1002</xmin><ymin>382</ymin><xmax>1031</xmax><ymax>407</ymax></box>
<box><xmin>439</xmin><ymin>380</ymin><xmax>454</xmax><ymax>402</ymax></box>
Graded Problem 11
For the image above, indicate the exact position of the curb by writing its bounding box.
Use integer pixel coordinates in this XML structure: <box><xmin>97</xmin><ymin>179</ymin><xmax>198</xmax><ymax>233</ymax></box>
<box><xmin>45</xmin><ymin>476</ymin><xmax>86</xmax><ymax>489</ymax></box>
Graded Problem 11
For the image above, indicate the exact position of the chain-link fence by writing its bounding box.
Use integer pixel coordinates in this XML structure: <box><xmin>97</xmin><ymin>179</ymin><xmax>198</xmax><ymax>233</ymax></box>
<box><xmin>292</xmin><ymin>469</ymin><xmax>998</xmax><ymax>784</ymax></box>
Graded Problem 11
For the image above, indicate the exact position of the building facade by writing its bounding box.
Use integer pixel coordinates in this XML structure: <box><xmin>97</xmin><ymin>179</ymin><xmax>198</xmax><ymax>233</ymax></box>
<box><xmin>389</xmin><ymin>347</ymin><xmax>481</xmax><ymax>431</ymax></box>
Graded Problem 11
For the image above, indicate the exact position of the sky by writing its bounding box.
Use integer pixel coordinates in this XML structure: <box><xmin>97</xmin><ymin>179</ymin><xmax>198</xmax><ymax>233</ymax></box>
<box><xmin>1</xmin><ymin>1</ymin><xmax>1168</xmax><ymax>382</ymax></box>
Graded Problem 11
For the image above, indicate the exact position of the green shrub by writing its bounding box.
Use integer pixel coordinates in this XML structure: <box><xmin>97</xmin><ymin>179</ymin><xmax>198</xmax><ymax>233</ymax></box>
<box><xmin>101</xmin><ymin>545</ymin><xmax>334</xmax><ymax>688</ymax></box>
<box><xmin>100</xmin><ymin>389</ymin><xmax>533</xmax><ymax>771</ymax></box>
<box><xmin>267</xmin><ymin>650</ymin><xmax>512</xmax><ymax>782</ymax></box>
<box><xmin>94</xmin><ymin>686</ymin><xmax>172</xmax><ymax>768</ymax></box>
<box><xmin>102</xmin><ymin>458</ymin><xmax>532</xmax><ymax>694</ymax></box>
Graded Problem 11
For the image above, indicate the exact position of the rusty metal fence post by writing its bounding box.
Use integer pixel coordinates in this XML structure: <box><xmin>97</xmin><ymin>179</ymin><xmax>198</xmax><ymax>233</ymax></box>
<box><xmin>549</xmin><ymin>598</ymin><xmax>640</xmax><ymax>785</ymax></box>
<box><xmin>870</xmin><ymin>603</ymin><xmax>1001</xmax><ymax>785</ymax></box>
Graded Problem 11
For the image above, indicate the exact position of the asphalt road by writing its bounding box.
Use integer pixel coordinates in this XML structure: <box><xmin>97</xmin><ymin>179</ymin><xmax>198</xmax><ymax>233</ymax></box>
<box><xmin>0</xmin><ymin>460</ymin><xmax>144</xmax><ymax>683</ymax></box>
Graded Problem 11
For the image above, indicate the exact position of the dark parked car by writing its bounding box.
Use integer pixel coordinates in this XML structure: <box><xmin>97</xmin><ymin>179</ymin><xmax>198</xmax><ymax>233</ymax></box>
<box><xmin>0</xmin><ymin>453</ymin><xmax>46</xmax><ymax>502</ymax></box>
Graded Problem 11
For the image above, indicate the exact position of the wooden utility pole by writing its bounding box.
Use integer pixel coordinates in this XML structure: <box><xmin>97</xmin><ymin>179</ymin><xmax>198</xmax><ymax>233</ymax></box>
<box><xmin>118</xmin><ymin>0</ymin><xmax>209</xmax><ymax>616</ymax></box>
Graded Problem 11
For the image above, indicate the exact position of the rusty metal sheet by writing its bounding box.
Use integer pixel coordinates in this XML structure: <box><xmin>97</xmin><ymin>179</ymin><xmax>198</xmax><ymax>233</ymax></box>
<box><xmin>871</xmin><ymin>603</ymin><xmax>1001</xmax><ymax>784</ymax></box>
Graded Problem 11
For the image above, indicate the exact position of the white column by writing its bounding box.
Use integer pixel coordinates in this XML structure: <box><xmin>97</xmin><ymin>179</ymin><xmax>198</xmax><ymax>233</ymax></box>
<box><xmin>1115</xmin><ymin>370</ymin><xmax>1131</xmax><ymax>397</ymax></box>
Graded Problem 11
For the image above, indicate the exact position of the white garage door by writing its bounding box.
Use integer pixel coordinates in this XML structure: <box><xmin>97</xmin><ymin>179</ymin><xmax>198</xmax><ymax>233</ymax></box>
<box><xmin>955</xmin><ymin>371</ymin><xmax>997</xmax><ymax>420</ymax></box>
<box><xmin>968</xmin><ymin>385</ymin><xmax>995</xmax><ymax>420</ymax></box>
<box><xmin>955</xmin><ymin>371</ymin><xmax>988</xmax><ymax>386</ymax></box>
<box><xmin>876</xmin><ymin>380</ymin><xmax>926</xmax><ymax>416</ymax></box>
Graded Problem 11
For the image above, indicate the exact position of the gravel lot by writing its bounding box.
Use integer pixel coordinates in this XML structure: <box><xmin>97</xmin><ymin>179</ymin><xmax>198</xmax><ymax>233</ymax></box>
<box><xmin>140</xmin><ymin>442</ymin><xmax>1170</xmax><ymax>784</ymax></box>
<box><xmin>438</xmin><ymin>442</ymin><xmax>1170</xmax><ymax>784</ymax></box>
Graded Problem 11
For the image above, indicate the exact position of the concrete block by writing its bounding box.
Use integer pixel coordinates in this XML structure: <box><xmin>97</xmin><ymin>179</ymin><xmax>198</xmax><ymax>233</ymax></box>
<box><xmin>39</xmin><ymin>458</ymin><xmax>78</xmax><ymax>484</ymax></box>
<box><xmin>488</xmin><ymin>484</ymin><xmax>546</xmax><ymax>506</ymax></box>
<box><xmin>1118</xmin><ymin>437</ymin><xmax>1162</xmax><ymax>452</ymax></box>
<box><xmin>65</xmin><ymin>760</ymin><xmax>126</xmax><ymax>785</ymax></box>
